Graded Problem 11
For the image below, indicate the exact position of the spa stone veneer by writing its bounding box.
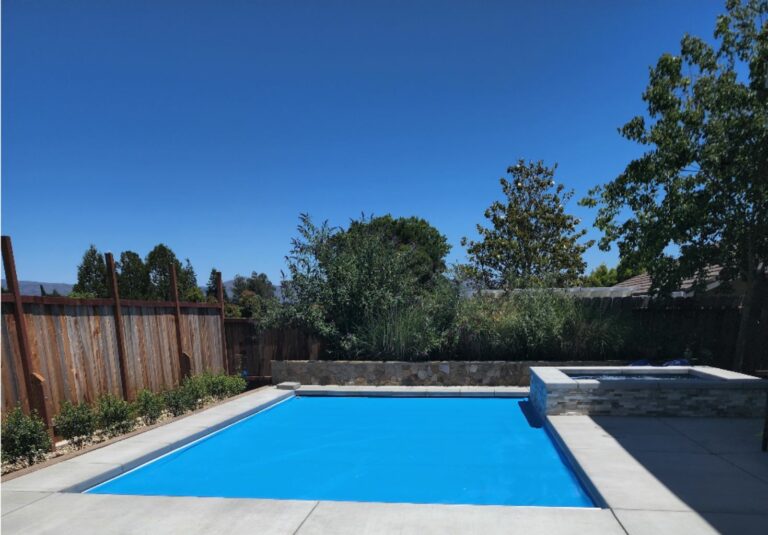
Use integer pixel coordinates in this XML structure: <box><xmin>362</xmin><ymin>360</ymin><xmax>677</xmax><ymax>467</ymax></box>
<box><xmin>530</xmin><ymin>366</ymin><xmax>768</xmax><ymax>418</ymax></box>
<box><xmin>272</xmin><ymin>360</ymin><xmax>623</xmax><ymax>387</ymax></box>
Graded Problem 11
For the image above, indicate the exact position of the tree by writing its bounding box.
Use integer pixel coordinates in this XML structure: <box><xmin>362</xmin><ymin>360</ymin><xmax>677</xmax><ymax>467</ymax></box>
<box><xmin>582</xmin><ymin>0</ymin><xmax>768</xmax><ymax>370</ymax></box>
<box><xmin>205</xmin><ymin>268</ymin><xmax>228</xmax><ymax>301</ymax></box>
<box><xmin>72</xmin><ymin>245</ymin><xmax>108</xmax><ymax>297</ymax></box>
<box><xmin>117</xmin><ymin>251</ymin><xmax>150</xmax><ymax>299</ymax></box>
<box><xmin>581</xmin><ymin>264</ymin><xmax>619</xmax><ymax>287</ymax></box>
<box><xmin>283</xmin><ymin>213</ymin><xmax>456</xmax><ymax>358</ymax></box>
<box><xmin>347</xmin><ymin>215</ymin><xmax>451</xmax><ymax>285</ymax></box>
<box><xmin>179</xmin><ymin>260</ymin><xmax>201</xmax><ymax>302</ymax></box>
<box><xmin>144</xmin><ymin>245</ymin><xmax>199</xmax><ymax>301</ymax></box>
<box><xmin>461</xmin><ymin>160</ymin><xmax>593</xmax><ymax>289</ymax></box>
<box><xmin>231</xmin><ymin>272</ymin><xmax>275</xmax><ymax>302</ymax></box>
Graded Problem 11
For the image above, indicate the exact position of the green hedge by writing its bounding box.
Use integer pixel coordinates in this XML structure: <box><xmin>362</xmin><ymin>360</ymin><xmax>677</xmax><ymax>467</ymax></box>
<box><xmin>1</xmin><ymin>372</ymin><xmax>248</xmax><ymax>470</ymax></box>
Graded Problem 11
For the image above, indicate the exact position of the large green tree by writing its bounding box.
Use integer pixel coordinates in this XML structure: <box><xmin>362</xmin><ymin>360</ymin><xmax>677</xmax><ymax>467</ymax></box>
<box><xmin>462</xmin><ymin>160</ymin><xmax>592</xmax><ymax>289</ymax></box>
<box><xmin>346</xmin><ymin>215</ymin><xmax>451</xmax><ymax>285</ymax></box>
<box><xmin>71</xmin><ymin>245</ymin><xmax>108</xmax><ymax>298</ymax></box>
<box><xmin>206</xmin><ymin>268</ymin><xmax>228</xmax><ymax>302</ymax></box>
<box><xmin>283</xmin><ymin>213</ymin><xmax>456</xmax><ymax>358</ymax></box>
<box><xmin>231</xmin><ymin>272</ymin><xmax>275</xmax><ymax>302</ymax></box>
<box><xmin>582</xmin><ymin>0</ymin><xmax>768</xmax><ymax>370</ymax></box>
<box><xmin>144</xmin><ymin>244</ymin><xmax>200</xmax><ymax>301</ymax></box>
<box><xmin>117</xmin><ymin>251</ymin><xmax>150</xmax><ymax>299</ymax></box>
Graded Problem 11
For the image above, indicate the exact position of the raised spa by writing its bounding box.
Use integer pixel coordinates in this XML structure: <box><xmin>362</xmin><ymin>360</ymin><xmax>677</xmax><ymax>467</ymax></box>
<box><xmin>531</xmin><ymin>366</ymin><xmax>767</xmax><ymax>418</ymax></box>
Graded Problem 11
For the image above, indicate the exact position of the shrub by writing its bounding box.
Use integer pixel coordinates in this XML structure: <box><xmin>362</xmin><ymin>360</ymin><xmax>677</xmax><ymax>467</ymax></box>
<box><xmin>1</xmin><ymin>407</ymin><xmax>51</xmax><ymax>465</ymax></box>
<box><xmin>134</xmin><ymin>389</ymin><xmax>164</xmax><ymax>425</ymax></box>
<box><xmin>180</xmin><ymin>375</ymin><xmax>208</xmax><ymax>409</ymax></box>
<box><xmin>163</xmin><ymin>388</ymin><xmax>189</xmax><ymax>417</ymax></box>
<box><xmin>54</xmin><ymin>401</ymin><xmax>96</xmax><ymax>448</ymax></box>
<box><xmin>449</xmin><ymin>290</ymin><xmax>631</xmax><ymax>361</ymax></box>
<box><xmin>223</xmin><ymin>375</ymin><xmax>247</xmax><ymax>397</ymax></box>
<box><xmin>97</xmin><ymin>394</ymin><xmax>135</xmax><ymax>437</ymax></box>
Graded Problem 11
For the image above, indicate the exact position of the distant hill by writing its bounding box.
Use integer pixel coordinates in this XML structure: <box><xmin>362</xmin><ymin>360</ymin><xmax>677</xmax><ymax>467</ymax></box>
<box><xmin>1</xmin><ymin>280</ymin><xmax>75</xmax><ymax>296</ymax></box>
<box><xmin>2</xmin><ymin>279</ymin><xmax>284</xmax><ymax>301</ymax></box>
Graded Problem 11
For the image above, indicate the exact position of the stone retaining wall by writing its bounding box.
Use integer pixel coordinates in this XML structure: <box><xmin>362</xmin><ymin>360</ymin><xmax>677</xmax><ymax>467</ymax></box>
<box><xmin>271</xmin><ymin>360</ymin><xmax>624</xmax><ymax>387</ymax></box>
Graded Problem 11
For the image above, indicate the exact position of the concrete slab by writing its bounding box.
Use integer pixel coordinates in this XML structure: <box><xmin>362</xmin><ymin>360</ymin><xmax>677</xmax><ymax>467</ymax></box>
<box><xmin>1</xmin><ymin>460</ymin><xmax>124</xmax><ymax>493</ymax></box>
<box><xmin>1</xmin><ymin>491</ymin><xmax>52</xmax><ymax>516</ymax></box>
<box><xmin>615</xmin><ymin>509</ymin><xmax>768</xmax><ymax>535</ymax></box>
<box><xmin>721</xmin><ymin>452</ymin><xmax>768</xmax><ymax>484</ymax></box>
<box><xmin>1</xmin><ymin>493</ymin><xmax>318</xmax><ymax>535</ymax></box>
<box><xmin>660</xmin><ymin>417</ymin><xmax>765</xmax><ymax>454</ymax></box>
<box><xmin>296</xmin><ymin>501</ymin><xmax>625</xmax><ymax>535</ymax></box>
<box><xmin>67</xmin><ymin>438</ymin><xmax>175</xmax><ymax>471</ymax></box>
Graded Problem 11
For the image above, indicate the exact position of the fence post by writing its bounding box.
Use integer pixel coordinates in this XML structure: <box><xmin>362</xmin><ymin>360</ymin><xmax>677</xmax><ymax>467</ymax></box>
<box><xmin>170</xmin><ymin>263</ymin><xmax>191</xmax><ymax>381</ymax></box>
<box><xmin>105</xmin><ymin>252</ymin><xmax>131</xmax><ymax>400</ymax></box>
<box><xmin>216</xmin><ymin>271</ymin><xmax>229</xmax><ymax>374</ymax></box>
<box><xmin>1</xmin><ymin>236</ymin><xmax>52</xmax><ymax>432</ymax></box>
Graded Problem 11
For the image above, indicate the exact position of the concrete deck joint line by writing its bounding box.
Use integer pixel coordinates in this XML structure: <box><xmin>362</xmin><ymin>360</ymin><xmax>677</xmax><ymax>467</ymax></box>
<box><xmin>292</xmin><ymin>500</ymin><xmax>320</xmax><ymax>535</ymax></box>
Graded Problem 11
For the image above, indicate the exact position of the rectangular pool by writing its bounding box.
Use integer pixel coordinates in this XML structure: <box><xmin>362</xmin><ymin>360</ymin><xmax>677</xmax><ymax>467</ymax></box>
<box><xmin>87</xmin><ymin>396</ymin><xmax>594</xmax><ymax>507</ymax></box>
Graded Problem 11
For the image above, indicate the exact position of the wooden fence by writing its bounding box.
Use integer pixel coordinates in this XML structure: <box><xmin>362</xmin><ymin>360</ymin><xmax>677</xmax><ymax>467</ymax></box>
<box><xmin>225</xmin><ymin>320</ymin><xmax>323</xmax><ymax>384</ymax></box>
<box><xmin>1</xmin><ymin>236</ymin><xmax>228</xmax><ymax>428</ymax></box>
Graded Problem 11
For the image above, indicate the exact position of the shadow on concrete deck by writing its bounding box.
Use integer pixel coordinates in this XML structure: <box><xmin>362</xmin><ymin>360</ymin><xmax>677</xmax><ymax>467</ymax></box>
<box><xmin>585</xmin><ymin>415</ymin><xmax>768</xmax><ymax>534</ymax></box>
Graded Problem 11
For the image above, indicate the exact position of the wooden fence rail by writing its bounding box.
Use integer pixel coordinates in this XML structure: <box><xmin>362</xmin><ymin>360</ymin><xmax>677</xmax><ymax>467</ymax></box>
<box><xmin>1</xmin><ymin>236</ymin><xmax>228</xmax><ymax>423</ymax></box>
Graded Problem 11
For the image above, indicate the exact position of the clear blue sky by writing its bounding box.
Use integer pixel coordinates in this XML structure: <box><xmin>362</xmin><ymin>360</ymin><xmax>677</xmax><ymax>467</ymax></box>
<box><xmin>2</xmin><ymin>0</ymin><xmax>724</xmax><ymax>284</ymax></box>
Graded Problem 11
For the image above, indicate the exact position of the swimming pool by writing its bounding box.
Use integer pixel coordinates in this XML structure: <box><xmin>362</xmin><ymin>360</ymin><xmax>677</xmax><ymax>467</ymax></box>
<box><xmin>87</xmin><ymin>396</ymin><xmax>594</xmax><ymax>507</ymax></box>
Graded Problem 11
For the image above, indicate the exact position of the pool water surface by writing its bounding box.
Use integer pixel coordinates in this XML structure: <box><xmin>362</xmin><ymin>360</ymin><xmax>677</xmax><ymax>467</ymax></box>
<box><xmin>87</xmin><ymin>396</ymin><xmax>594</xmax><ymax>507</ymax></box>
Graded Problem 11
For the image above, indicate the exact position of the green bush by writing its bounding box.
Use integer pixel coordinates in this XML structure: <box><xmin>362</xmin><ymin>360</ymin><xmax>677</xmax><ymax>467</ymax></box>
<box><xmin>449</xmin><ymin>290</ymin><xmax>630</xmax><ymax>361</ymax></box>
<box><xmin>180</xmin><ymin>375</ymin><xmax>208</xmax><ymax>409</ymax></box>
<box><xmin>1</xmin><ymin>407</ymin><xmax>51</xmax><ymax>465</ymax></box>
<box><xmin>163</xmin><ymin>388</ymin><xmax>189</xmax><ymax>417</ymax></box>
<box><xmin>223</xmin><ymin>375</ymin><xmax>247</xmax><ymax>397</ymax></box>
<box><xmin>134</xmin><ymin>390</ymin><xmax>164</xmax><ymax>425</ymax></box>
<box><xmin>97</xmin><ymin>394</ymin><xmax>135</xmax><ymax>437</ymax></box>
<box><xmin>54</xmin><ymin>401</ymin><xmax>96</xmax><ymax>448</ymax></box>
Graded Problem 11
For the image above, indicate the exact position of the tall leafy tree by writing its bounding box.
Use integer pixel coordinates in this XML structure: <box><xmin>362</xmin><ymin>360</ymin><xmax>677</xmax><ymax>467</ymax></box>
<box><xmin>145</xmin><ymin>244</ymin><xmax>179</xmax><ymax>300</ymax></box>
<box><xmin>581</xmin><ymin>264</ymin><xmax>619</xmax><ymax>287</ymax></box>
<box><xmin>71</xmin><ymin>245</ymin><xmax>108</xmax><ymax>297</ymax></box>
<box><xmin>144</xmin><ymin>244</ymin><xmax>200</xmax><ymax>301</ymax></box>
<box><xmin>582</xmin><ymin>0</ymin><xmax>767</xmax><ymax>370</ymax></box>
<box><xmin>206</xmin><ymin>268</ymin><xmax>228</xmax><ymax>301</ymax></box>
<box><xmin>461</xmin><ymin>160</ymin><xmax>592</xmax><ymax>289</ymax></box>
<box><xmin>117</xmin><ymin>251</ymin><xmax>150</xmax><ymax>299</ymax></box>
<box><xmin>179</xmin><ymin>260</ymin><xmax>202</xmax><ymax>302</ymax></box>
<box><xmin>231</xmin><ymin>272</ymin><xmax>275</xmax><ymax>302</ymax></box>
<box><xmin>347</xmin><ymin>215</ymin><xmax>451</xmax><ymax>285</ymax></box>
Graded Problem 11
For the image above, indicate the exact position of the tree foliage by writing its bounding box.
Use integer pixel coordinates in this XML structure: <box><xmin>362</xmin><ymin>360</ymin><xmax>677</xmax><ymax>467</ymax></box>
<box><xmin>117</xmin><ymin>251</ymin><xmax>150</xmax><ymax>299</ymax></box>
<box><xmin>282</xmin><ymin>213</ymin><xmax>457</xmax><ymax>358</ymax></box>
<box><xmin>205</xmin><ymin>268</ymin><xmax>228</xmax><ymax>301</ymax></box>
<box><xmin>71</xmin><ymin>245</ymin><xmax>108</xmax><ymax>298</ymax></box>
<box><xmin>581</xmin><ymin>264</ymin><xmax>619</xmax><ymax>287</ymax></box>
<box><xmin>144</xmin><ymin>244</ymin><xmax>200</xmax><ymax>301</ymax></box>
<box><xmin>346</xmin><ymin>215</ymin><xmax>451</xmax><ymax>285</ymax></box>
<box><xmin>462</xmin><ymin>160</ymin><xmax>593</xmax><ymax>289</ymax></box>
<box><xmin>582</xmin><ymin>0</ymin><xmax>768</xmax><ymax>369</ymax></box>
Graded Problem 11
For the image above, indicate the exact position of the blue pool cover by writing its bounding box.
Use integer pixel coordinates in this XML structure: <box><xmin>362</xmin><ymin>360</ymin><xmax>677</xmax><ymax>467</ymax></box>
<box><xmin>88</xmin><ymin>396</ymin><xmax>594</xmax><ymax>507</ymax></box>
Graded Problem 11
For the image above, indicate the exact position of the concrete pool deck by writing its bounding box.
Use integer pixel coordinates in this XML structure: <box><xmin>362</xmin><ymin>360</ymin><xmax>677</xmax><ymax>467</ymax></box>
<box><xmin>2</xmin><ymin>386</ymin><xmax>767</xmax><ymax>534</ymax></box>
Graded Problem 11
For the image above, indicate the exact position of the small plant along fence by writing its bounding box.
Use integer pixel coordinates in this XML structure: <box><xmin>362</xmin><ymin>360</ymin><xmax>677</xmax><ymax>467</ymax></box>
<box><xmin>1</xmin><ymin>236</ymin><xmax>229</xmax><ymax>431</ymax></box>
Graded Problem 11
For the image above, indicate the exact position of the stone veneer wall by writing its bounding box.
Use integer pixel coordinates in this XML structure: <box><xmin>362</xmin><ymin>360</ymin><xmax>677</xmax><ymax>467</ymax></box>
<box><xmin>530</xmin><ymin>373</ymin><xmax>767</xmax><ymax>418</ymax></box>
<box><xmin>271</xmin><ymin>360</ymin><xmax>623</xmax><ymax>387</ymax></box>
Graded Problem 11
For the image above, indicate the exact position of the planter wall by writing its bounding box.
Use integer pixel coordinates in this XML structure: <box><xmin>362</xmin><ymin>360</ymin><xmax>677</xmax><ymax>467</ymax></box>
<box><xmin>271</xmin><ymin>360</ymin><xmax>625</xmax><ymax>387</ymax></box>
